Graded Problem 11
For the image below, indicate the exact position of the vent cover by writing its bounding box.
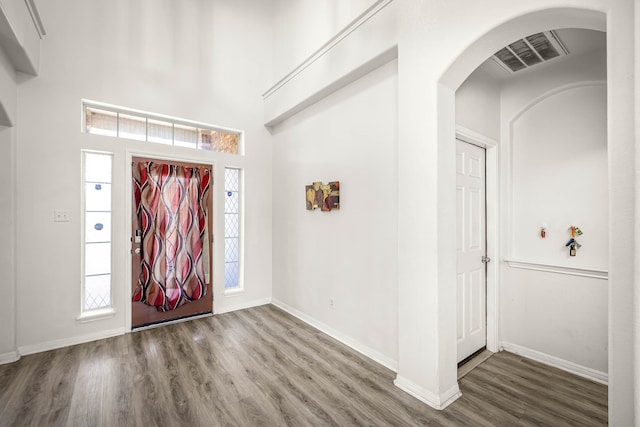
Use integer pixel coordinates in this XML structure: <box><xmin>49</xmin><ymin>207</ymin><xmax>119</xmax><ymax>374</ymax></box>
<box><xmin>492</xmin><ymin>30</ymin><xmax>568</xmax><ymax>73</ymax></box>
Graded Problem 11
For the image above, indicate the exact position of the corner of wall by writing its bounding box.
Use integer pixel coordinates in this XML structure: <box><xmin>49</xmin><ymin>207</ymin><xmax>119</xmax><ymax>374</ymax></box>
<box><xmin>393</xmin><ymin>376</ymin><xmax>461</xmax><ymax>410</ymax></box>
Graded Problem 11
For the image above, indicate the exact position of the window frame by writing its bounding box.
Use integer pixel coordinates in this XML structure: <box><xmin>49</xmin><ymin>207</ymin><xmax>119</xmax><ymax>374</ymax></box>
<box><xmin>78</xmin><ymin>150</ymin><xmax>116</xmax><ymax>321</ymax></box>
<box><xmin>82</xmin><ymin>100</ymin><xmax>244</xmax><ymax>155</ymax></box>
<box><xmin>223</xmin><ymin>167</ymin><xmax>244</xmax><ymax>295</ymax></box>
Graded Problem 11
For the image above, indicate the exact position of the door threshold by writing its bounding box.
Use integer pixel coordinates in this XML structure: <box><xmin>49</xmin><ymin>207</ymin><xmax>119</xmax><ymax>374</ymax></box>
<box><xmin>457</xmin><ymin>348</ymin><xmax>493</xmax><ymax>380</ymax></box>
<box><xmin>132</xmin><ymin>311</ymin><xmax>212</xmax><ymax>331</ymax></box>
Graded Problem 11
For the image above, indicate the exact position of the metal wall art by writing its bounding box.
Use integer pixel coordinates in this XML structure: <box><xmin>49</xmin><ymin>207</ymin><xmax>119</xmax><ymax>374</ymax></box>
<box><xmin>305</xmin><ymin>181</ymin><xmax>340</xmax><ymax>211</ymax></box>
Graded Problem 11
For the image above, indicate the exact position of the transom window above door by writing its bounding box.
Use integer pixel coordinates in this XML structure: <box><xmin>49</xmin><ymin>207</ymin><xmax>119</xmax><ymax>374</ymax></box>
<box><xmin>82</xmin><ymin>100</ymin><xmax>243</xmax><ymax>155</ymax></box>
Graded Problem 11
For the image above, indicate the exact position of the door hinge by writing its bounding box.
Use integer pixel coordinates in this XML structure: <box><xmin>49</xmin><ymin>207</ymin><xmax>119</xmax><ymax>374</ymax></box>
<box><xmin>481</xmin><ymin>256</ymin><xmax>491</xmax><ymax>263</ymax></box>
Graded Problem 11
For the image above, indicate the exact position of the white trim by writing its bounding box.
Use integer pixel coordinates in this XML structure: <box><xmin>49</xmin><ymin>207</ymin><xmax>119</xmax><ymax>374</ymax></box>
<box><xmin>223</xmin><ymin>167</ymin><xmax>244</xmax><ymax>293</ymax></box>
<box><xmin>223</xmin><ymin>288</ymin><xmax>245</xmax><ymax>297</ymax></box>
<box><xmin>262</xmin><ymin>0</ymin><xmax>393</xmax><ymax>99</ymax></box>
<box><xmin>455</xmin><ymin>128</ymin><xmax>500</xmax><ymax>354</ymax></box>
<box><xmin>18</xmin><ymin>327</ymin><xmax>126</xmax><ymax>357</ymax></box>
<box><xmin>24</xmin><ymin>0</ymin><xmax>46</xmax><ymax>38</ymax></box>
<box><xmin>264</xmin><ymin>46</ymin><xmax>398</xmax><ymax>128</ymax></box>
<box><xmin>456</xmin><ymin>125</ymin><xmax>497</xmax><ymax>148</ymax></box>
<box><xmin>125</xmin><ymin>150</ymin><xmax>217</xmax><ymax>331</ymax></box>
<box><xmin>509</xmin><ymin>81</ymin><xmax>606</xmax><ymax>124</ymax></box>
<box><xmin>504</xmin><ymin>258</ymin><xmax>608</xmax><ymax>280</ymax></box>
<box><xmin>0</xmin><ymin>350</ymin><xmax>19</xmax><ymax>365</ymax></box>
<box><xmin>76</xmin><ymin>307</ymin><xmax>117</xmax><ymax>323</ymax></box>
<box><xmin>81</xmin><ymin>150</ymin><xmax>114</xmax><ymax>318</ymax></box>
<box><xmin>0</xmin><ymin>3</ymin><xmax>37</xmax><ymax>75</ymax></box>
<box><xmin>216</xmin><ymin>298</ymin><xmax>271</xmax><ymax>315</ymax></box>
<box><xmin>272</xmin><ymin>299</ymin><xmax>398</xmax><ymax>372</ymax></box>
<box><xmin>501</xmin><ymin>342</ymin><xmax>608</xmax><ymax>385</ymax></box>
<box><xmin>11</xmin><ymin>106</ymin><xmax>18</xmax><ymax>368</ymax></box>
<box><xmin>83</xmin><ymin>99</ymin><xmax>243</xmax><ymax>139</ymax></box>
<box><xmin>393</xmin><ymin>376</ymin><xmax>462</xmax><ymax>410</ymax></box>
<box><xmin>125</xmin><ymin>154</ymin><xmax>133</xmax><ymax>332</ymax></box>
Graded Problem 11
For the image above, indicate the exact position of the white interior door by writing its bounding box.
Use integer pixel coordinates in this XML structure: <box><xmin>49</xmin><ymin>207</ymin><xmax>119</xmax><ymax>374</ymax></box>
<box><xmin>456</xmin><ymin>139</ymin><xmax>487</xmax><ymax>363</ymax></box>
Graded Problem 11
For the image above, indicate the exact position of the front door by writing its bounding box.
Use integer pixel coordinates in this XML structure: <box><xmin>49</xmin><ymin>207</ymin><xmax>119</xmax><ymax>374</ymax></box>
<box><xmin>456</xmin><ymin>140</ymin><xmax>487</xmax><ymax>363</ymax></box>
<box><xmin>131</xmin><ymin>157</ymin><xmax>214</xmax><ymax>328</ymax></box>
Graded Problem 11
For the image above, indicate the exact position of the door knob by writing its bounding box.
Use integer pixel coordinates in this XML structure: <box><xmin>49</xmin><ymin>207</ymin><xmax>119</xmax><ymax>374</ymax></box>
<box><xmin>481</xmin><ymin>256</ymin><xmax>491</xmax><ymax>263</ymax></box>
<box><xmin>133</xmin><ymin>248</ymin><xmax>141</xmax><ymax>254</ymax></box>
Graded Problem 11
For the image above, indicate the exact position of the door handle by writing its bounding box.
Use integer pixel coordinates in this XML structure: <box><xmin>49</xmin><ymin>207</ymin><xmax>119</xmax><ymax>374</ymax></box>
<box><xmin>133</xmin><ymin>247</ymin><xmax>141</xmax><ymax>255</ymax></box>
<box><xmin>481</xmin><ymin>256</ymin><xmax>491</xmax><ymax>263</ymax></box>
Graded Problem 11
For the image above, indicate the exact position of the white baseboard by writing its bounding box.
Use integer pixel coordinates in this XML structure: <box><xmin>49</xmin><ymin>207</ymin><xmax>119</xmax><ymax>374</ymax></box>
<box><xmin>394</xmin><ymin>376</ymin><xmax>462</xmax><ymax>410</ymax></box>
<box><xmin>18</xmin><ymin>327</ymin><xmax>127</xmax><ymax>356</ymax></box>
<box><xmin>14</xmin><ymin>299</ymin><xmax>270</xmax><ymax>358</ymax></box>
<box><xmin>501</xmin><ymin>341</ymin><xmax>608</xmax><ymax>385</ymax></box>
<box><xmin>0</xmin><ymin>350</ymin><xmax>20</xmax><ymax>365</ymax></box>
<box><xmin>216</xmin><ymin>297</ymin><xmax>271</xmax><ymax>315</ymax></box>
<box><xmin>271</xmin><ymin>299</ymin><xmax>398</xmax><ymax>372</ymax></box>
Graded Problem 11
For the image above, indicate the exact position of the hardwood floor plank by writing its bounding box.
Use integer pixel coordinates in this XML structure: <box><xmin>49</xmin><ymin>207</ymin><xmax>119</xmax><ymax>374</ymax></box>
<box><xmin>477</xmin><ymin>355</ymin><xmax>607</xmax><ymax>425</ymax></box>
<box><xmin>66</xmin><ymin>359</ymin><xmax>104</xmax><ymax>427</ymax></box>
<box><xmin>101</xmin><ymin>357</ymin><xmax>136</xmax><ymax>427</ymax></box>
<box><xmin>1</xmin><ymin>348</ymin><xmax>81</xmax><ymax>427</ymax></box>
<box><xmin>236</xmin><ymin>308</ymin><xmax>449</xmax><ymax>426</ymax></box>
<box><xmin>0</xmin><ymin>304</ymin><xmax>607</xmax><ymax>426</ymax></box>
<box><xmin>455</xmin><ymin>375</ymin><xmax>526</xmax><ymax>424</ymax></box>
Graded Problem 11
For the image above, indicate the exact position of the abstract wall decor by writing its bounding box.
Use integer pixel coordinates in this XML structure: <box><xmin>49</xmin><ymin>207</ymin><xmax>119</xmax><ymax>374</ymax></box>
<box><xmin>306</xmin><ymin>181</ymin><xmax>340</xmax><ymax>211</ymax></box>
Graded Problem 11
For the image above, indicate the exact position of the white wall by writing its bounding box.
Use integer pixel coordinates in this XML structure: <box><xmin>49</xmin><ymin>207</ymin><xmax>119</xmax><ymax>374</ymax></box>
<box><xmin>501</xmin><ymin>268</ymin><xmax>608</xmax><ymax>371</ymax></box>
<box><xmin>271</xmin><ymin>59</ymin><xmax>398</xmax><ymax>368</ymax></box>
<box><xmin>500</xmin><ymin>49</ymin><xmax>608</xmax><ymax>375</ymax></box>
<box><xmin>0</xmin><ymin>123</ymin><xmax>16</xmax><ymax>361</ymax></box>
<box><xmin>268</xmin><ymin>0</ymin><xmax>637</xmax><ymax>421</ymax></box>
<box><xmin>0</xmin><ymin>46</ymin><xmax>17</xmax><ymax>125</ymax></box>
<box><xmin>454</xmin><ymin>44</ymin><xmax>609</xmax><ymax>378</ymax></box>
<box><xmin>510</xmin><ymin>84</ymin><xmax>607</xmax><ymax>267</ymax></box>
<box><xmin>0</xmin><ymin>0</ymin><xmax>43</xmax><ymax>363</ymax></box>
<box><xmin>635</xmin><ymin>4</ymin><xmax>640</xmax><ymax>423</ymax></box>
<box><xmin>272</xmin><ymin>0</ymin><xmax>379</xmax><ymax>80</ymax></box>
<box><xmin>0</xmin><ymin>35</ymin><xmax>18</xmax><ymax>362</ymax></box>
<box><xmin>14</xmin><ymin>0</ymin><xmax>274</xmax><ymax>351</ymax></box>
<box><xmin>0</xmin><ymin>0</ymin><xmax>41</xmax><ymax>74</ymax></box>
<box><xmin>3</xmin><ymin>0</ymin><xmax>636</xmax><ymax>424</ymax></box>
<box><xmin>455</xmin><ymin>68</ymin><xmax>500</xmax><ymax>141</ymax></box>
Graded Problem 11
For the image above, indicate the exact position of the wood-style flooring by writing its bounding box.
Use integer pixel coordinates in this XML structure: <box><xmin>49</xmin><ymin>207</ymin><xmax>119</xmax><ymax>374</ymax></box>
<box><xmin>0</xmin><ymin>304</ymin><xmax>607</xmax><ymax>426</ymax></box>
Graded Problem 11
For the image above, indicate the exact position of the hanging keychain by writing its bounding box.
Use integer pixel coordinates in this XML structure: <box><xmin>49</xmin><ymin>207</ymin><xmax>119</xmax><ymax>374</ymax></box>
<box><xmin>566</xmin><ymin>226</ymin><xmax>583</xmax><ymax>256</ymax></box>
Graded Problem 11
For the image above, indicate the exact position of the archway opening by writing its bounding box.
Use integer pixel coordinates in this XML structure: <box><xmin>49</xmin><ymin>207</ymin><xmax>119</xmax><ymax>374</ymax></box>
<box><xmin>435</xmin><ymin>4</ymin><xmax>612</xmax><ymax>411</ymax></box>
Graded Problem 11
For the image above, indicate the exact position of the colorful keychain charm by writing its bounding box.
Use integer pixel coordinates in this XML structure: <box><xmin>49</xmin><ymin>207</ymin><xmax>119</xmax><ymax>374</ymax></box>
<box><xmin>566</xmin><ymin>226</ymin><xmax>583</xmax><ymax>256</ymax></box>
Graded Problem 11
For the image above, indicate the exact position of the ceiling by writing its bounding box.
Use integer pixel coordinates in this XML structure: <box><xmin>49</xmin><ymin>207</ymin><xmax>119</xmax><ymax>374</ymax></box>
<box><xmin>478</xmin><ymin>28</ymin><xmax>606</xmax><ymax>82</ymax></box>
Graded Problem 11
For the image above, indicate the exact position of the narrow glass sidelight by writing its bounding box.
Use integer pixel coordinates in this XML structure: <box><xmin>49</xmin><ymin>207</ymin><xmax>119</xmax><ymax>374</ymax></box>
<box><xmin>82</xmin><ymin>151</ymin><xmax>113</xmax><ymax>312</ymax></box>
<box><xmin>224</xmin><ymin>168</ymin><xmax>242</xmax><ymax>290</ymax></box>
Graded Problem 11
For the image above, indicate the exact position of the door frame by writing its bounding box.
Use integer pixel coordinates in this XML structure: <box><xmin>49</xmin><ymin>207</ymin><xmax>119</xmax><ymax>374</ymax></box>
<box><xmin>125</xmin><ymin>149</ymin><xmax>216</xmax><ymax>332</ymax></box>
<box><xmin>455</xmin><ymin>125</ymin><xmax>499</xmax><ymax>354</ymax></box>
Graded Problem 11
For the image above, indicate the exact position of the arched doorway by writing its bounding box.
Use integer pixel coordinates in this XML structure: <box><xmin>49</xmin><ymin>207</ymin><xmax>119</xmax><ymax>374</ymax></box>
<box><xmin>423</xmin><ymin>5</ymin><xmax>635</xmax><ymax>424</ymax></box>
<box><xmin>454</xmin><ymin>27</ymin><xmax>608</xmax><ymax>373</ymax></box>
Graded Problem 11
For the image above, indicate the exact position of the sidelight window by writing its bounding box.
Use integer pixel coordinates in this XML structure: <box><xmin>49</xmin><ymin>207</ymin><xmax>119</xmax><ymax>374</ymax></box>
<box><xmin>82</xmin><ymin>151</ymin><xmax>113</xmax><ymax>312</ymax></box>
<box><xmin>224</xmin><ymin>168</ymin><xmax>242</xmax><ymax>291</ymax></box>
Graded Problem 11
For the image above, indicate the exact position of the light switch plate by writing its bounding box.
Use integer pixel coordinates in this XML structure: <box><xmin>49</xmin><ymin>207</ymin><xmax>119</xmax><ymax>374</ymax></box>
<box><xmin>53</xmin><ymin>210</ymin><xmax>70</xmax><ymax>222</ymax></box>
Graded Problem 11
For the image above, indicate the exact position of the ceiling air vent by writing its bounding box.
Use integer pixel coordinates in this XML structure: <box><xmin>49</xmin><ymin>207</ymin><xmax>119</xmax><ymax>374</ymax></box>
<box><xmin>492</xmin><ymin>30</ymin><xmax>568</xmax><ymax>73</ymax></box>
